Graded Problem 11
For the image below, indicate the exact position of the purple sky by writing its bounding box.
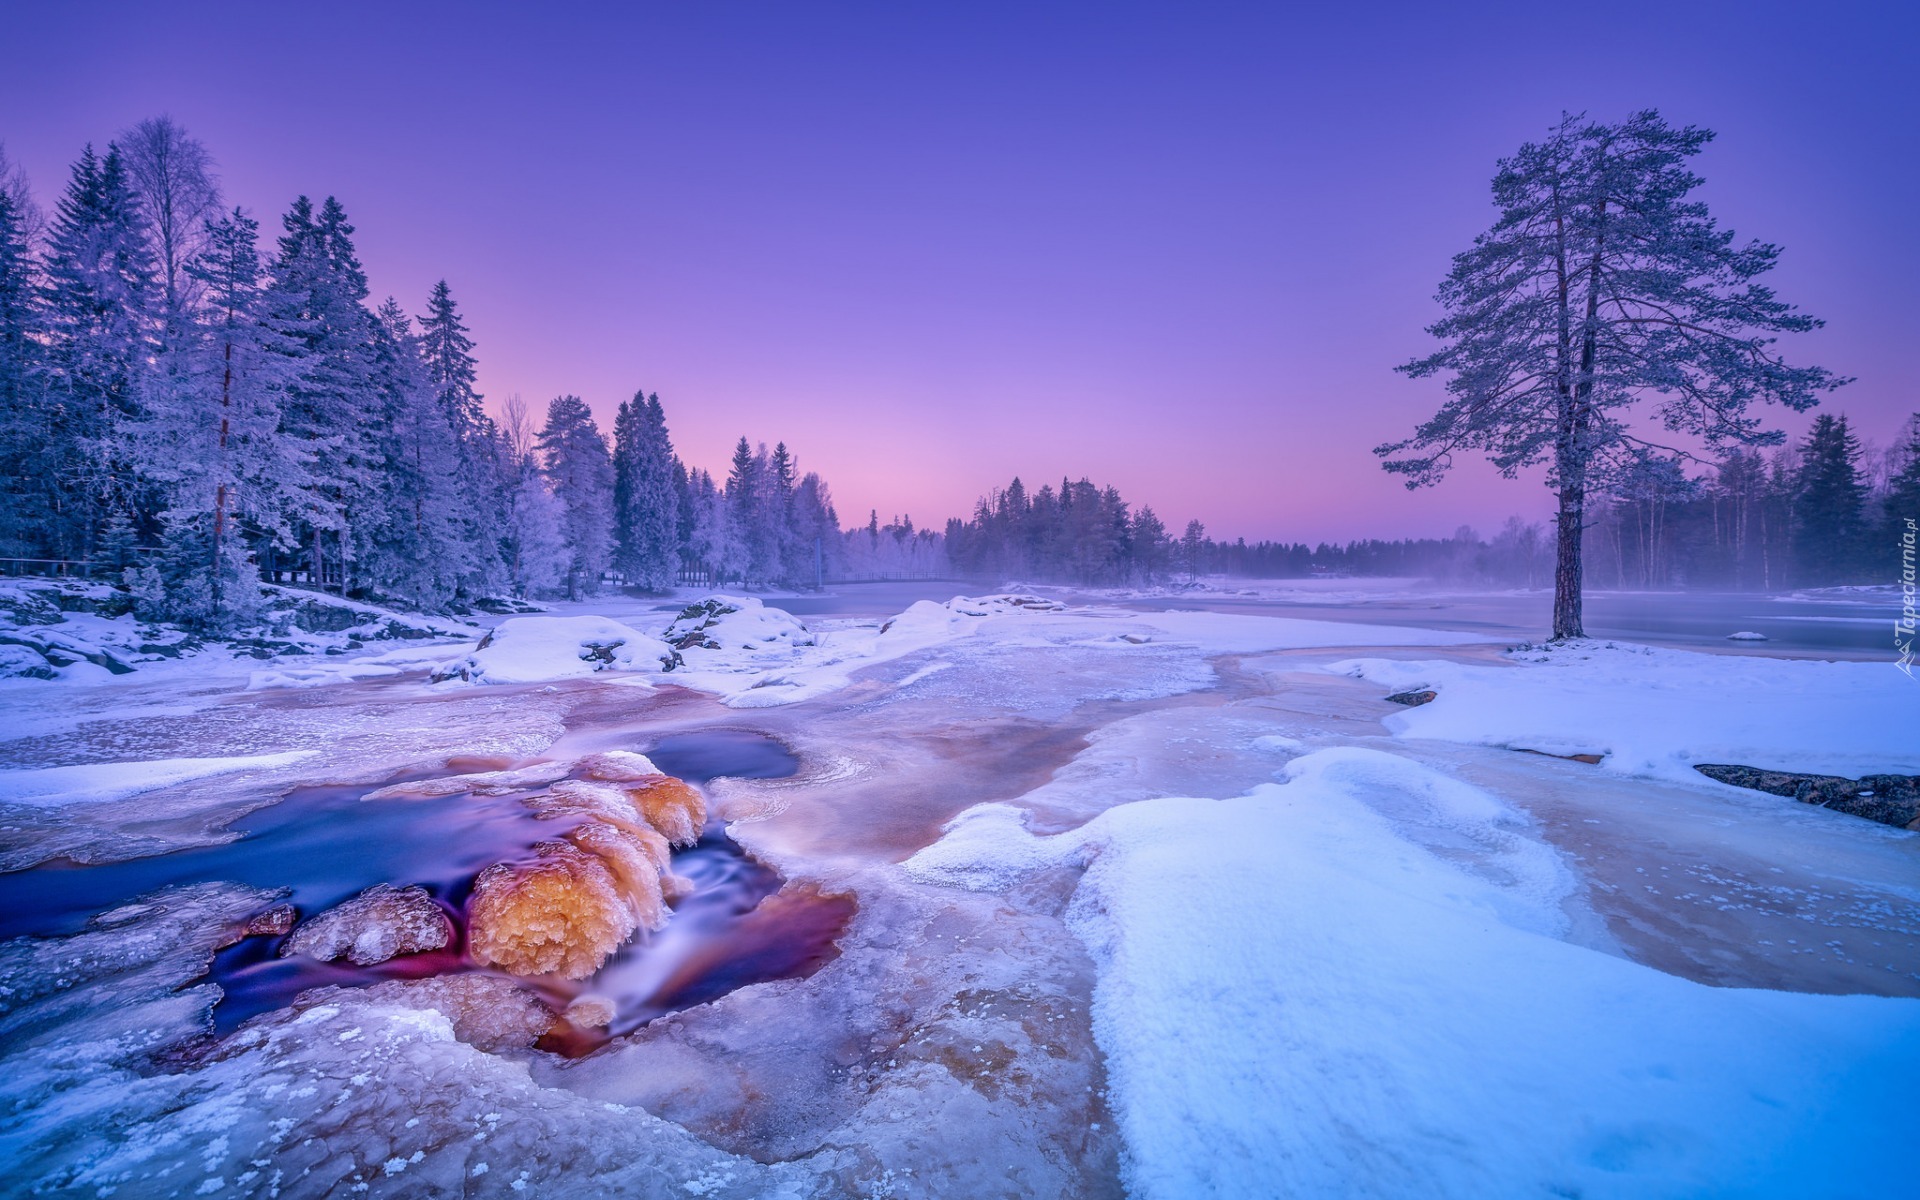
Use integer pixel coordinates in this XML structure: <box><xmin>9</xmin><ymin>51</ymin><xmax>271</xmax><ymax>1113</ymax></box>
<box><xmin>5</xmin><ymin>2</ymin><xmax>1915</xmax><ymax>542</ymax></box>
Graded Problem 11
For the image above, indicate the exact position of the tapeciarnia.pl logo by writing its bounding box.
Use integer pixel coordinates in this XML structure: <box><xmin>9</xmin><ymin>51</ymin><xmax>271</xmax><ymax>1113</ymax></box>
<box><xmin>1899</xmin><ymin>517</ymin><xmax>1917</xmax><ymax>678</ymax></box>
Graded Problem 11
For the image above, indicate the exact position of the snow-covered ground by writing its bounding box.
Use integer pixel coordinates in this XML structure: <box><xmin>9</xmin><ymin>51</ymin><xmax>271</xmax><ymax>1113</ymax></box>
<box><xmin>0</xmin><ymin>587</ymin><xmax>1914</xmax><ymax>1196</ymax></box>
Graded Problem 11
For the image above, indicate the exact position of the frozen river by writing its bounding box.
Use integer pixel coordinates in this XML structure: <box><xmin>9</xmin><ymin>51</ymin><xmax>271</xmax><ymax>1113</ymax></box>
<box><xmin>772</xmin><ymin>580</ymin><xmax>1899</xmax><ymax>659</ymax></box>
<box><xmin>0</xmin><ymin>582</ymin><xmax>1913</xmax><ymax>1197</ymax></box>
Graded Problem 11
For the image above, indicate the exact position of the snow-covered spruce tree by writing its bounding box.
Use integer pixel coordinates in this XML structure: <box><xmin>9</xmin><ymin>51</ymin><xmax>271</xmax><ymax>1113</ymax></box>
<box><xmin>536</xmin><ymin>395</ymin><xmax>613</xmax><ymax>599</ymax></box>
<box><xmin>38</xmin><ymin>144</ymin><xmax>157</xmax><ymax>560</ymax></box>
<box><xmin>611</xmin><ymin>391</ymin><xmax>680</xmax><ymax>590</ymax></box>
<box><xmin>1379</xmin><ymin>111</ymin><xmax>1844</xmax><ymax>639</ymax></box>
<box><xmin>1882</xmin><ymin>415</ymin><xmax>1920</xmax><ymax>551</ymax></box>
<box><xmin>364</xmin><ymin>298</ymin><xmax>468</xmax><ymax>609</ymax></box>
<box><xmin>270</xmin><ymin>196</ymin><xmax>384</xmax><ymax>594</ymax></box>
<box><xmin>417</xmin><ymin>280</ymin><xmax>509</xmax><ymax>599</ymax></box>
<box><xmin>0</xmin><ymin>171</ymin><xmax>45</xmax><ymax>557</ymax></box>
<box><xmin>123</xmin><ymin>208</ymin><xmax>314</xmax><ymax>630</ymax></box>
<box><xmin>1790</xmin><ymin>414</ymin><xmax>1868</xmax><ymax>585</ymax></box>
<box><xmin>721</xmin><ymin>435</ymin><xmax>768</xmax><ymax>583</ymax></box>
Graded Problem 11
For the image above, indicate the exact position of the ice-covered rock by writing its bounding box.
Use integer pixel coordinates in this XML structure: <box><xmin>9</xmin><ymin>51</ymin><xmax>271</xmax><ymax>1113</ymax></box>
<box><xmin>662</xmin><ymin>595</ymin><xmax>815</xmax><ymax>662</ymax></box>
<box><xmin>533</xmin><ymin>780</ymin><xmax>672</xmax><ymax>862</ymax></box>
<box><xmin>575</xmin><ymin>749</ymin><xmax>665</xmax><ymax>781</ymax></box>
<box><xmin>430</xmin><ymin>615</ymin><xmax>673</xmax><ymax>684</ymax></box>
<box><xmin>566</xmin><ymin>819</ymin><xmax>670</xmax><ymax>931</ymax></box>
<box><xmin>564</xmin><ymin>994</ymin><xmax>617</xmax><ymax>1028</ymax></box>
<box><xmin>281</xmin><ymin>884</ymin><xmax>454</xmax><ymax>966</ymax></box>
<box><xmin>362</xmin><ymin>759</ymin><xmax>573</xmax><ymax>800</ymax></box>
<box><xmin>945</xmin><ymin>593</ymin><xmax>1066</xmax><ymax>616</ymax></box>
<box><xmin>622</xmin><ymin>774</ymin><xmax>708</xmax><ymax>846</ymax></box>
<box><xmin>292</xmin><ymin>973</ymin><xmax>559</xmax><ymax>1052</ymax></box>
<box><xmin>241</xmin><ymin>903</ymin><xmax>297</xmax><ymax>937</ymax></box>
<box><xmin>466</xmin><ymin>841</ymin><xmax>640</xmax><ymax>979</ymax></box>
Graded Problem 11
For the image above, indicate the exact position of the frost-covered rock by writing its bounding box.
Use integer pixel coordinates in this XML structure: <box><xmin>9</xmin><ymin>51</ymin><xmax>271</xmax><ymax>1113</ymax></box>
<box><xmin>466</xmin><ymin>840</ymin><xmax>641</xmax><ymax>979</ymax></box>
<box><xmin>291</xmin><ymin>973</ymin><xmax>559</xmax><ymax>1052</ymax></box>
<box><xmin>282</xmin><ymin>883</ymin><xmax>454</xmax><ymax>966</ymax></box>
<box><xmin>662</xmin><ymin>595</ymin><xmax>814</xmax><ymax>661</ymax></box>
<box><xmin>944</xmin><ymin>593</ymin><xmax>1066</xmax><ymax>617</ymax></box>
<box><xmin>431</xmin><ymin>615</ymin><xmax>674</xmax><ymax>684</ymax></box>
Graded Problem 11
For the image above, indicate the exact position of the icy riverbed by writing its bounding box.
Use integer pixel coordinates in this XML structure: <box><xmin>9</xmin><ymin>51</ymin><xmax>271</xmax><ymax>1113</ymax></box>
<box><xmin>0</xmin><ymin>591</ymin><xmax>1915</xmax><ymax>1197</ymax></box>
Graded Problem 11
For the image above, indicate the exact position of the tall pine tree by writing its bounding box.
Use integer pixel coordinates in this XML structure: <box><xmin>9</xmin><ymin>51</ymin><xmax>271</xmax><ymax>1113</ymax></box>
<box><xmin>611</xmin><ymin>390</ymin><xmax>680</xmax><ymax>590</ymax></box>
<box><xmin>1791</xmin><ymin>414</ymin><xmax>1867</xmax><ymax>584</ymax></box>
<box><xmin>536</xmin><ymin>395</ymin><xmax>613</xmax><ymax>599</ymax></box>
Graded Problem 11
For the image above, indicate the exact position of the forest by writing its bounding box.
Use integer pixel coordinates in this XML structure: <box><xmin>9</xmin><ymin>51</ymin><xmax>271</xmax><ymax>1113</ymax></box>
<box><xmin>0</xmin><ymin>121</ymin><xmax>944</xmax><ymax>629</ymax></box>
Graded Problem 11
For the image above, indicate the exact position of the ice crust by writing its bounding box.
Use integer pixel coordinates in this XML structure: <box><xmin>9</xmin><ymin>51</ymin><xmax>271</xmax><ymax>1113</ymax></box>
<box><xmin>0</xmin><ymin>751</ymin><xmax>318</xmax><ymax>809</ymax></box>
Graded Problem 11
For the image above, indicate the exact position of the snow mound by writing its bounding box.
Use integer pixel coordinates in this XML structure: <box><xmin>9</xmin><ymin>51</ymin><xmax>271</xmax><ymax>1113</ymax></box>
<box><xmin>281</xmin><ymin>884</ymin><xmax>454</xmax><ymax>966</ymax></box>
<box><xmin>907</xmin><ymin>748</ymin><xmax>1920</xmax><ymax>1198</ymax></box>
<box><xmin>663</xmin><ymin>595</ymin><xmax>816</xmax><ymax>661</ymax></box>
<box><xmin>1333</xmin><ymin>640</ymin><xmax>1920</xmax><ymax>782</ymax></box>
<box><xmin>430</xmin><ymin>615</ymin><xmax>673</xmax><ymax>684</ymax></box>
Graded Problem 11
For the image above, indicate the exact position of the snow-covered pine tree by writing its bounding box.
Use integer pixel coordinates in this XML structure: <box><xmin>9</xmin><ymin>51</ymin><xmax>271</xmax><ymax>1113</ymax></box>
<box><xmin>416</xmin><ymin>280</ymin><xmax>508</xmax><ymax>600</ymax></box>
<box><xmin>0</xmin><ymin>170</ymin><xmax>45</xmax><ymax>557</ymax></box>
<box><xmin>124</xmin><ymin>208</ymin><xmax>315</xmax><ymax>629</ymax></box>
<box><xmin>1881</xmin><ymin>415</ymin><xmax>1920</xmax><ymax>550</ymax></box>
<box><xmin>611</xmin><ymin>391</ymin><xmax>680</xmax><ymax>591</ymax></box>
<box><xmin>536</xmin><ymin>394</ymin><xmax>613</xmax><ymax>599</ymax></box>
<box><xmin>1380</xmin><ymin>111</ymin><xmax>1846</xmax><ymax>638</ymax></box>
<box><xmin>1791</xmin><ymin>414</ymin><xmax>1867</xmax><ymax>584</ymax></box>
<box><xmin>1131</xmin><ymin>506</ymin><xmax>1168</xmax><ymax>582</ymax></box>
<box><xmin>38</xmin><ymin>144</ymin><xmax>157</xmax><ymax>559</ymax></box>
<box><xmin>364</xmin><ymin>297</ymin><xmax>469</xmax><ymax>610</ymax></box>
<box><xmin>270</xmin><ymin>195</ymin><xmax>385</xmax><ymax>594</ymax></box>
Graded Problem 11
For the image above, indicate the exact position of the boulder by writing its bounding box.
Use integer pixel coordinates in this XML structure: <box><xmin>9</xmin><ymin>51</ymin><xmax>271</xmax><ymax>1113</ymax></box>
<box><xmin>281</xmin><ymin>884</ymin><xmax>454</xmax><ymax>966</ymax></box>
<box><xmin>1695</xmin><ymin>764</ymin><xmax>1920</xmax><ymax>829</ymax></box>
<box><xmin>1386</xmin><ymin>689</ymin><xmax>1437</xmax><ymax>707</ymax></box>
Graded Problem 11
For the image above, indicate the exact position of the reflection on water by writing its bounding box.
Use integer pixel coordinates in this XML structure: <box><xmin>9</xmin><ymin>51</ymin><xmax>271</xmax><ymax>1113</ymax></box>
<box><xmin>0</xmin><ymin>731</ymin><xmax>850</xmax><ymax>1054</ymax></box>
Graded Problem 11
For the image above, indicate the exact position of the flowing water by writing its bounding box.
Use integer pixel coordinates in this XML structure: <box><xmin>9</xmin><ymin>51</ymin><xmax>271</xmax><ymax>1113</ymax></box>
<box><xmin>0</xmin><ymin>730</ymin><xmax>855</xmax><ymax>1053</ymax></box>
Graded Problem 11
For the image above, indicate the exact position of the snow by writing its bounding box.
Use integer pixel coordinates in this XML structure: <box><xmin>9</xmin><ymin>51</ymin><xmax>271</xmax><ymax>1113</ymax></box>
<box><xmin>908</xmin><ymin>747</ymin><xmax>1920</xmax><ymax>1198</ymax></box>
<box><xmin>432</xmin><ymin>615</ymin><xmax>674</xmax><ymax>684</ymax></box>
<box><xmin>1332</xmin><ymin>640</ymin><xmax>1920</xmax><ymax>782</ymax></box>
<box><xmin>0</xmin><ymin>751</ymin><xmax>318</xmax><ymax>809</ymax></box>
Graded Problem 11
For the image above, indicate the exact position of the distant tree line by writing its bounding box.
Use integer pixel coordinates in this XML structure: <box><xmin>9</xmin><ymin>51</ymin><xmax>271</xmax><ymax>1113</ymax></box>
<box><xmin>0</xmin><ymin>122</ymin><xmax>852</xmax><ymax>630</ymax></box>
<box><xmin>945</xmin><ymin>415</ymin><xmax>1918</xmax><ymax>590</ymax></box>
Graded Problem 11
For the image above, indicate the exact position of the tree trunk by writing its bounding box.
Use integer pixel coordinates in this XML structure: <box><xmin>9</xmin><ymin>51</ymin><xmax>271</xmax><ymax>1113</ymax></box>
<box><xmin>1553</xmin><ymin>484</ymin><xmax>1585</xmax><ymax>639</ymax></box>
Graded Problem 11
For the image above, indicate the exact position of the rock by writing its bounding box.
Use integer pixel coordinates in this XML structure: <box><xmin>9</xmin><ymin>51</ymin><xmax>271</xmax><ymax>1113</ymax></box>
<box><xmin>243</xmin><ymin>903</ymin><xmax>297</xmax><ymax>937</ymax></box>
<box><xmin>1386</xmin><ymin>689</ymin><xmax>1437</xmax><ymax>707</ymax></box>
<box><xmin>621</xmin><ymin>775</ymin><xmax>708</xmax><ymax>846</ymax></box>
<box><xmin>281</xmin><ymin>884</ymin><xmax>453</xmax><ymax>966</ymax></box>
<box><xmin>564</xmin><ymin>994</ymin><xmax>617</xmax><ymax>1029</ymax></box>
<box><xmin>0</xmin><ymin>643</ymin><xmax>56</xmax><ymax>680</ymax></box>
<box><xmin>295</xmin><ymin>974</ymin><xmax>559</xmax><ymax>1052</ymax></box>
<box><xmin>1695</xmin><ymin>764</ymin><xmax>1920</xmax><ymax>829</ymax></box>
<box><xmin>575</xmin><ymin>750</ymin><xmax>664</xmax><ymax>782</ymax></box>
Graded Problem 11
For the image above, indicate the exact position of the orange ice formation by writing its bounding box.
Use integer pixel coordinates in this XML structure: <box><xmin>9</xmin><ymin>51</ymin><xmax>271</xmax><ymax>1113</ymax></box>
<box><xmin>464</xmin><ymin>751</ymin><xmax>709</xmax><ymax>980</ymax></box>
